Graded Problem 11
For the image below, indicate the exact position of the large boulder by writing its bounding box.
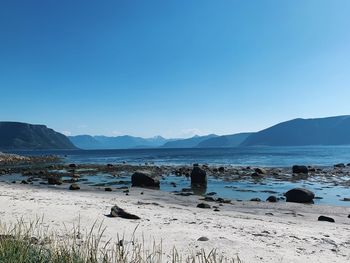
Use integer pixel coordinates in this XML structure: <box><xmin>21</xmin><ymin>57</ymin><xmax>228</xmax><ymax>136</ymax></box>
<box><xmin>285</xmin><ymin>188</ymin><xmax>315</xmax><ymax>203</ymax></box>
<box><xmin>191</xmin><ymin>166</ymin><xmax>207</xmax><ymax>185</ymax></box>
<box><xmin>292</xmin><ymin>165</ymin><xmax>309</xmax><ymax>174</ymax></box>
<box><xmin>131</xmin><ymin>171</ymin><xmax>160</xmax><ymax>188</ymax></box>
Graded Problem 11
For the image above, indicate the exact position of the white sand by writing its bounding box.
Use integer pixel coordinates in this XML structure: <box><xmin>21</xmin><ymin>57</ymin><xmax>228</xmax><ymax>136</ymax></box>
<box><xmin>0</xmin><ymin>182</ymin><xmax>349</xmax><ymax>262</ymax></box>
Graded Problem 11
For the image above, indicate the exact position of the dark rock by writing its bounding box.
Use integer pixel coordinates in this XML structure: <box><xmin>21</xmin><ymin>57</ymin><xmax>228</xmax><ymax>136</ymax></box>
<box><xmin>285</xmin><ymin>188</ymin><xmax>315</xmax><ymax>203</ymax></box>
<box><xmin>266</xmin><ymin>196</ymin><xmax>277</xmax><ymax>202</ymax></box>
<box><xmin>20</xmin><ymin>180</ymin><xmax>28</xmax><ymax>184</ymax></box>
<box><xmin>218</xmin><ymin>167</ymin><xmax>225</xmax><ymax>173</ymax></box>
<box><xmin>197</xmin><ymin>203</ymin><xmax>211</xmax><ymax>209</ymax></box>
<box><xmin>68</xmin><ymin>163</ymin><xmax>76</xmax><ymax>168</ymax></box>
<box><xmin>318</xmin><ymin>216</ymin><xmax>335</xmax><ymax>223</ymax></box>
<box><xmin>251</xmin><ymin>172</ymin><xmax>263</xmax><ymax>178</ymax></box>
<box><xmin>214</xmin><ymin>208</ymin><xmax>220</xmax><ymax>212</ymax></box>
<box><xmin>107</xmin><ymin>164</ymin><xmax>114</xmax><ymax>167</ymax></box>
<box><xmin>131</xmin><ymin>171</ymin><xmax>160</xmax><ymax>188</ymax></box>
<box><xmin>206</xmin><ymin>192</ymin><xmax>217</xmax><ymax>196</ymax></box>
<box><xmin>170</xmin><ymin>182</ymin><xmax>177</xmax><ymax>187</ymax></box>
<box><xmin>204</xmin><ymin>196</ymin><xmax>215</xmax><ymax>202</ymax></box>
<box><xmin>109</xmin><ymin>205</ymin><xmax>140</xmax><ymax>219</ymax></box>
<box><xmin>250</xmin><ymin>198</ymin><xmax>261</xmax><ymax>202</ymax></box>
<box><xmin>254</xmin><ymin>168</ymin><xmax>267</xmax><ymax>175</ymax></box>
<box><xmin>105</xmin><ymin>187</ymin><xmax>113</xmax><ymax>192</ymax></box>
<box><xmin>191</xmin><ymin>166</ymin><xmax>207</xmax><ymax>185</ymax></box>
<box><xmin>348</xmin><ymin>214</ymin><xmax>350</xmax><ymax>218</ymax></box>
<box><xmin>69</xmin><ymin>184</ymin><xmax>80</xmax><ymax>190</ymax></box>
<box><xmin>341</xmin><ymin>198</ymin><xmax>350</xmax><ymax>202</ymax></box>
<box><xmin>197</xmin><ymin>236</ymin><xmax>209</xmax><ymax>241</ymax></box>
<box><xmin>334</xmin><ymin>163</ymin><xmax>345</xmax><ymax>168</ymax></box>
<box><xmin>216</xmin><ymin>198</ymin><xmax>231</xmax><ymax>204</ymax></box>
<box><xmin>292</xmin><ymin>165</ymin><xmax>309</xmax><ymax>174</ymax></box>
<box><xmin>48</xmin><ymin>177</ymin><xmax>62</xmax><ymax>185</ymax></box>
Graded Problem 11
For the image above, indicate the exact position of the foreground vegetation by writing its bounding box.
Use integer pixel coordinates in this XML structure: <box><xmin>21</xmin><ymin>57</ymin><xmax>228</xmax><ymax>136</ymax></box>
<box><xmin>0</xmin><ymin>219</ymin><xmax>241</xmax><ymax>263</ymax></box>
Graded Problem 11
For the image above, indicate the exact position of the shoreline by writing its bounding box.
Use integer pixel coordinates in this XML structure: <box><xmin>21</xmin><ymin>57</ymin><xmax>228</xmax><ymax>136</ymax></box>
<box><xmin>0</xmin><ymin>182</ymin><xmax>349</xmax><ymax>262</ymax></box>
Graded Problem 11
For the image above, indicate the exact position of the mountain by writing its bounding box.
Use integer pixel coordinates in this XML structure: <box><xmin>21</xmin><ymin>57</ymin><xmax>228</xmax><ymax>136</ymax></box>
<box><xmin>241</xmin><ymin>115</ymin><xmax>350</xmax><ymax>146</ymax></box>
<box><xmin>0</xmin><ymin>122</ymin><xmax>77</xmax><ymax>150</ymax></box>
<box><xmin>197</xmin><ymin>133</ymin><xmax>252</xmax><ymax>148</ymax></box>
<box><xmin>68</xmin><ymin>135</ymin><xmax>103</xmax><ymax>149</ymax></box>
<box><xmin>69</xmin><ymin>135</ymin><xmax>170</xmax><ymax>149</ymax></box>
<box><xmin>161</xmin><ymin>134</ymin><xmax>218</xmax><ymax>148</ymax></box>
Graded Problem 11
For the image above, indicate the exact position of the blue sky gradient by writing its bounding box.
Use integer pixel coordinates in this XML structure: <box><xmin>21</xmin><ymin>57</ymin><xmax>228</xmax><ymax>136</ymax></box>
<box><xmin>1</xmin><ymin>1</ymin><xmax>349</xmax><ymax>138</ymax></box>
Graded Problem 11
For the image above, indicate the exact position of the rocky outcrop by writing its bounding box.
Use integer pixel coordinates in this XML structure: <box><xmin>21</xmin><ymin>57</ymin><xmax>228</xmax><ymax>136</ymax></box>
<box><xmin>292</xmin><ymin>165</ymin><xmax>309</xmax><ymax>174</ymax></box>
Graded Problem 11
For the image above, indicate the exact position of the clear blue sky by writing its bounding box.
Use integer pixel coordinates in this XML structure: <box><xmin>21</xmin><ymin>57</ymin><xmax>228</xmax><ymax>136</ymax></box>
<box><xmin>0</xmin><ymin>1</ymin><xmax>349</xmax><ymax>138</ymax></box>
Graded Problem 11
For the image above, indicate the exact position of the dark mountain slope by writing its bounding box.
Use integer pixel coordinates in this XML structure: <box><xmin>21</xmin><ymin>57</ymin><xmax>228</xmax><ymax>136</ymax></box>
<box><xmin>241</xmin><ymin>115</ymin><xmax>350</xmax><ymax>146</ymax></box>
<box><xmin>197</xmin><ymin>133</ymin><xmax>252</xmax><ymax>148</ymax></box>
<box><xmin>0</xmin><ymin>122</ymin><xmax>77</xmax><ymax>150</ymax></box>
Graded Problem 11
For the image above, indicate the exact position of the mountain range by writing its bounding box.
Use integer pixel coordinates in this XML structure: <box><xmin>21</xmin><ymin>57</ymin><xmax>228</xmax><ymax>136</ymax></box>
<box><xmin>1</xmin><ymin>115</ymin><xmax>350</xmax><ymax>150</ymax></box>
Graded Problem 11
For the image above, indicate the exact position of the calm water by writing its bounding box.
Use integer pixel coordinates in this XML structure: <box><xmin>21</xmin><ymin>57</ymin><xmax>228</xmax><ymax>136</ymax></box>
<box><xmin>12</xmin><ymin>146</ymin><xmax>350</xmax><ymax>167</ymax></box>
<box><xmin>7</xmin><ymin>146</ymin><xmax>350</xmax><ymax>206</ymax></box>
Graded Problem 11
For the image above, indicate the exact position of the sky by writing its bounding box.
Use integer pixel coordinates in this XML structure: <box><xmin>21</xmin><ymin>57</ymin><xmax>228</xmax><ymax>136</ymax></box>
<box><xmin>0</xmin><ymin>1</ymin><xmax>350</xmax><ymax>138</ymax></box>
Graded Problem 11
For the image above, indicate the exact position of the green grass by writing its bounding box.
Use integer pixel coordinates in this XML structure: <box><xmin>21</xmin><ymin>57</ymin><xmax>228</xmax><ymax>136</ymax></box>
<box><xmin>0</xmin><ymin>219</ymin><xmax>241</xmax><ymax>263</ymax></box>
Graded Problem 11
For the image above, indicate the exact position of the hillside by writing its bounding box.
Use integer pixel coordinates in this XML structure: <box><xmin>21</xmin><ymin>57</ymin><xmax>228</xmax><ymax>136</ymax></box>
<box><xmin>161</xmin><ymin>134</ymin><xmax>218</xmax><ymax>148</ymax></box>
<box><xmin>241</xmin><ymin>115</ymin><xmax>350</xmax><ymax>146</ymax></box>
<box><xmin>197</xmin><ymin>133</ymin><xmax>252</xmax><ymax>148</ymax></box>
<box><xmin>0</xmin><ymin>122</ymin><xmax>77</xmax><ymax>150</ymax></box>
<box><xmin>69</xmin><ymin>135</ymin><xmax>169</xmax><ymax>149</ymax></box>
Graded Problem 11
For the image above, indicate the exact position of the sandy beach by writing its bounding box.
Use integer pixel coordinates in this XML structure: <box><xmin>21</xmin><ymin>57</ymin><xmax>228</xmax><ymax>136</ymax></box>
<box><xmin>0</xmin><ymin>182</ymin><xmax>349</xmax><ymax>262</ymax></box>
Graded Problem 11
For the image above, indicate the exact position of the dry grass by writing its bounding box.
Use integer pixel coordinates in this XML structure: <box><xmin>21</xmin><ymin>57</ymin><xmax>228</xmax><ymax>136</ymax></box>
<box><xmin>0</xmin><ymin>218</ymin><xmax>241</xmax><ymax>263</ymax></box>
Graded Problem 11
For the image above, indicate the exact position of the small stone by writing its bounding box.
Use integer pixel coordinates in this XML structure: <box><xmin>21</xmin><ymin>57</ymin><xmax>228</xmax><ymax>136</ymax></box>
<box><xmin>20</xmin><ymin>180</ymin><xmax>28</xmax><ymax>184</ymax></box>
<box><xmin>197</xmin><ymin>203</ymin><xmax>211</xmax><ymax>209</ymax></box>
<box><xmin>266</xmin><ymin>196</ymin><xmax>277</xmax><ymax>202</ymax></box>
<box><xmin>197</xmin><ymin>236</ymin><xmax>209</xmax><ymax>241</ymax></box>
<box><xmin>318</xmin><ymin>216</ymin><xmax>335</xmax><ymax>223</ymax></box>
<box><xmin>250</xmin><ymin>198</ymin><xmax>261</xmax><ymax>202</ymax></box>
<box><xmin>105</xmin><ymin>187</ymin><xmax>113</xmax><ymax>192</ymax></box>
<box><xmin>69</xmin><ymin>184</ymin><xmax>80</xmax><ymax>190</ymax></box>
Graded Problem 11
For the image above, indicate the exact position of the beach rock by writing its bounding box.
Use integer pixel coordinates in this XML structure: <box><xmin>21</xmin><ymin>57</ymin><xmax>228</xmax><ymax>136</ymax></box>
<box><xmin>20</xmin><ymin>180</ymin><xmax>28</xmax><ymax>184</ymax></box>
<box><xmin>292</xmin><ymin>165</ymin><xmax>309</xmax><ymax>174</ymax></box>
<box><xmin>251</xmin><ymin>172</ymin><xmax>263</xmax><ymax>178</ymax></box>
<box><xmin>285</xmin><ymin>188</ymin><xmax>314</xmax><ymax>203</ymax></box>
<box><xmin>341</xmin><ymin>198</ymin><xmax>350</xmax><ymax>202</ymax></box>
<box><xmin>218</xmin><ymin>167</ymin><xmax>225</xmax><ymax>173</ymax></box>
<box><xmin>197</xmin><ymin>236</ymin><xmax>209</xmax><ymax>241</ymax></box>
<box><xmin>250</xmin><ymin>198</ymin><xmax>261</xmax><ymax>202</ymax></box>
<box><xmin>197</xmin><ymin>203</ymin><xmax>211</xmax><ymax>209</ymax></box>
<box><xmin>318</xmin><ymin>216</ymin><xmax>335</xmax><ymax>223</ymax></box>
<box><xmin>254</xmin><ymin>168</ymin><xmax>267</xmax><ymax>175</ymax></box>
<box><xmin>191</xmin><ymin>166</ymin><xmax>207</xmax><ymax>185</ymax></box>
<box><xmin>131</xmin><ymin>171</ymin><xmax>160</xmax><ymax>188</ymax></box>
<box><xmin>109</xmin><ymin>205</ymin><xmax>140</xmax><ymax>220</ymax></box>
<box><xmin>334</xmin><ymin>163</ymin><xmax>345</xmax><ymax>168</ymax></box>
<box><xmin>69</xmin><ymin>184</ymin><xmax>80</xmax><ymax>190</ymax></box>
<box><xmin>48</xmin><ymin>177</ymin><xmax>62</xmax><ymax>185</ymax></box>
<box><xmin>105</xmin><ymin>187</ymin><xmax>113</xmax><ymax>192</ymax></box>
<box><xmin>266</xmin><ymin>196</ymin><xmax>277</xmax><ymax>202</ymax></box>
<box><xmin>204</xmin><ymin>196</ymin><xmax>215</xmax><ymax>202</ymax></box>
<box><xmin>348</xmin><ymin>214</ymin><xmax>350</xmax><ymax>218</ymax></box>
<box><xmin>68</xmin><ymin>163</ymin><xmax>76</xmax><ymax>168</ymax></box>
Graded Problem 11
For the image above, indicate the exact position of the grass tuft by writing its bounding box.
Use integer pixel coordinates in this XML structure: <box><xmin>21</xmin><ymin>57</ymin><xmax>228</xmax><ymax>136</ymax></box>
<box><xmin>0</xmin><ymin>218</ymin><xmax>241</xmax><ymax>263</ymax></box>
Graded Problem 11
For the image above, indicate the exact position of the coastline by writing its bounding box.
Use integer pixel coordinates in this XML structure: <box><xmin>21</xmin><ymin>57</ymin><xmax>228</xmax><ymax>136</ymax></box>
<box><xmin>0</xmin><ymin>182</ymin><xmax>349</xmax><ymax>262</ymax></box>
